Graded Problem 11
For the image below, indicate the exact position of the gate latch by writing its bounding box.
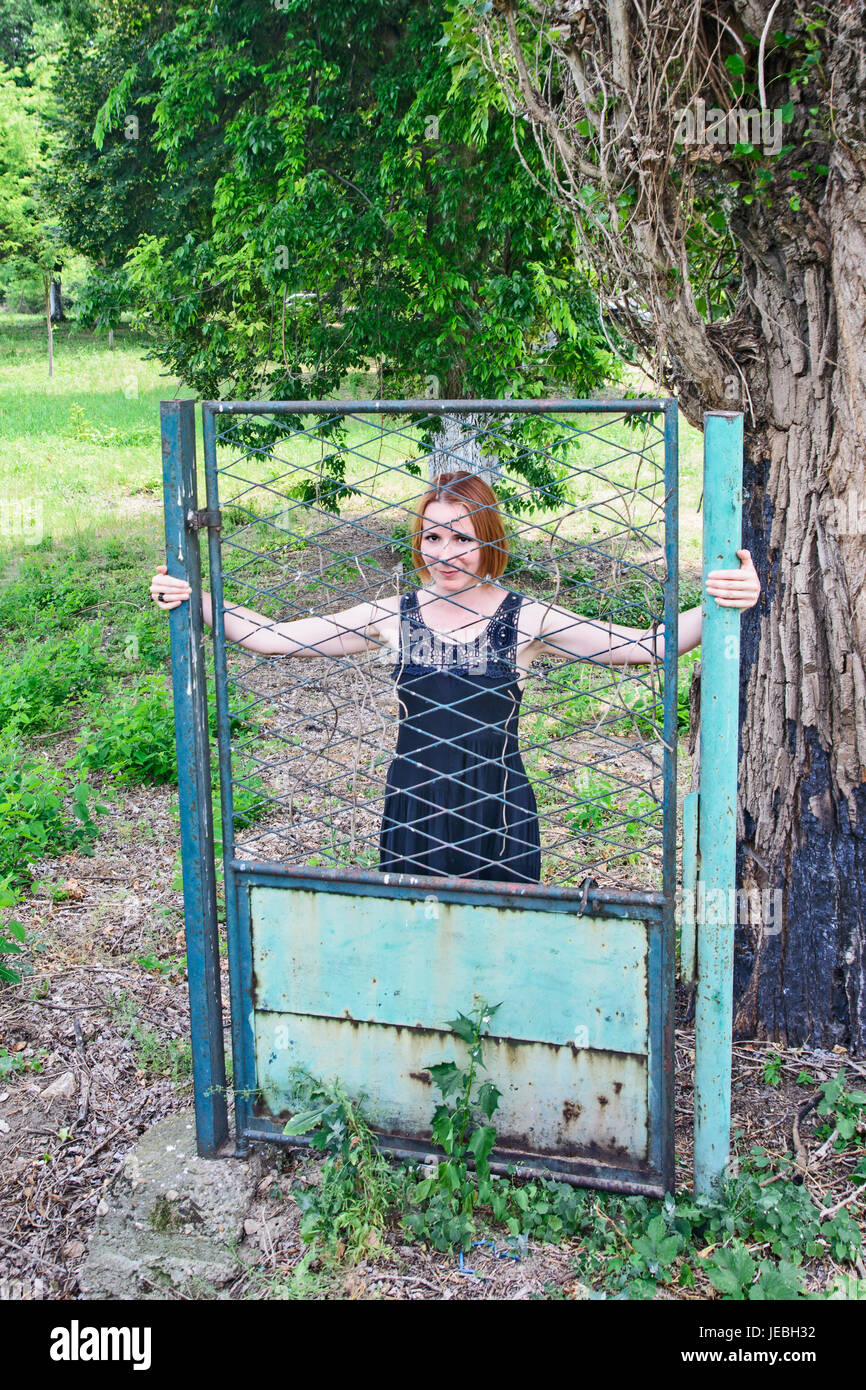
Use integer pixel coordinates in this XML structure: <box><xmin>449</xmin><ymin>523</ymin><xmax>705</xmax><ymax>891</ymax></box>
<box><xmin>186</xmin><ymin>507</ymin><xmax>222</xmax><ymax>532</ymax></box>
<box><xmin>576</xmin><ymin>875</ymin><xmax>598</xmax><ymax>917</ymax></box>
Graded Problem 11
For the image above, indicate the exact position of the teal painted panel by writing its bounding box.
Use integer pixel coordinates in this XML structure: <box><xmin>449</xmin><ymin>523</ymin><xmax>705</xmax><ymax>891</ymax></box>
<box><xmin>250</xmin><ymin>886</ymin><xmax>649</xmax><ymax>1056</ymax></box>
<box><xmin>255</xmin><ymin>1011</ymin><xmax>648</xmax><ymax>1163</ymax></box>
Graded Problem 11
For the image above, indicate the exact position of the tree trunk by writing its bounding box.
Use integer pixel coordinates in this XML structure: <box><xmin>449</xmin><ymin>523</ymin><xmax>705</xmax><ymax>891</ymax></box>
<box><xmin>428</xmin><ymin>367</ymin><xmax>501</xmax><ymax>483</ymax></box>
<box><xmin>49</xmin><ymin>276</ymin><xmax>64</xmax><ymax>322</ymax></box>
<box><xmin>429</xmin><ymin>412</ymin><xmax>498</xmax><ymax>483</ymax></box>
<box><xmin>45</xmin><ymin>276</ymin><xmax>53</xmax><ymax>379</ymax></box>
<box><xmin>476</xmin><ymin>0</ymin><xmax>866</xmax><ymax>1052</ymax></box>
<box><xmin>733</xmin><ymin>145</ymin><xmax>866</xmax><ymax>1050</ymax></box>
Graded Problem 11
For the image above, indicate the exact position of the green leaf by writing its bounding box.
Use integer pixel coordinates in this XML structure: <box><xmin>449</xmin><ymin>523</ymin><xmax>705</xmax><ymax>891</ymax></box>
<box><xmin>749</xmin><ymin>1260</ymin><xmax>804</xmax><ymax>1300</ymax></box>
<box><xmin>427</xmin><ymin>1062</ymin><xmax>463</xmax><ymax>1098</ymax></box>
<box><xmin>446</xmin><ymin>1012</ymin><xmax>477</xmax><ymax>1044</ymax></box>
<box><xmin>282</xmin><ymin>1106</ymin><xmax>330</xmax><ymax>1136</ymax></box>
<box><xmin>725</xmin><ymin>54</ymin><xmax>746</xmax><ymax>76</ymax></box>
<box><xmin>468</xmin><ymin>1125</ymin><xmax>497</xmax><ymax>1167</ymax></box>
<box><xmin>439</xmin><ymin>1161</ymin><xmax>462</xmax><ymax>1195</ymax></box>
<box><xmin>705</xmin><ymin>1245</ymin><xmax>755</xmax><ymax>1298</ymax></box>
<box><xmin>626</xmin><ymin>1277</ymin><xmax>658</xmax><ymax>1300</ymax></box>
<box><xmin>476</xmin><ymin>1081</ymin><xmax>502</xmax><ymax>1118</ymax></box>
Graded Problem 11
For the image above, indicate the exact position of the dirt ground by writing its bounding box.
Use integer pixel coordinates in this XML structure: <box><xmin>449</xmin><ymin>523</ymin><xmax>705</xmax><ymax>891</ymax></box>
<box><xmin>1</xmin><ymin>746</ymin><xmax>864</xmax><ymax>1301</ymax></box>
<box><xmin>0</xmin><ymin>519</ymin><xmax>862</xmax><ymax>1300</ymax></box>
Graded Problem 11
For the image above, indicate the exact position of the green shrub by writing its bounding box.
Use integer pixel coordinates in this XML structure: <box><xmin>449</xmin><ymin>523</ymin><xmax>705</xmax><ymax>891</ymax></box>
<box><xmin>0</xmin><ymin>876</ymin><xmax>26</xmax><ymax>984</ymax></box>
<box><xmin>0</xmin><ymin>556</ymin><xmax>102</xmax><ymax>635</ymax></box>
<box><xmin>0</xmin><ymin>624</ymin><xmax>110</xmax><ymax>734</ymax></box>
<box><xmin>72</xmin><ymin>673</ymin><xmax>178</xmax><ymax>784</ymax></box>
<box><xmin>0</xmin><ymin>736</ymin><xmax>109</xmax><ymax>889</ymax></box>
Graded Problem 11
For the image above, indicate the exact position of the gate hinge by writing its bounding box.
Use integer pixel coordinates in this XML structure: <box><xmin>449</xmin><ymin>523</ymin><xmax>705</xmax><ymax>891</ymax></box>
<box><xmin>186</xmin><ymin>507</ymin><xmax>222</xmax><ymax>532</ymax></box>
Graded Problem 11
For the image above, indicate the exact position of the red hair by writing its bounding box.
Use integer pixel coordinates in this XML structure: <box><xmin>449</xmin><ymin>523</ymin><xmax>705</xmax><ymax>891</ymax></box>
<box><xmin>408</xmin><ymin>471</ymin><xmax>508</xmax><ymax>582</ymax></box>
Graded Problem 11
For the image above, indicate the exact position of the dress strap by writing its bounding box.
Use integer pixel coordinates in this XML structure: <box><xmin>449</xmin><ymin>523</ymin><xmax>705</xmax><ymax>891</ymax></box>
<box><xmin>397</xmin><ymin>591</ymin><xmax>415</xmax><ymax>662</ymax></box>
<box><xmin>487</xmin><ymin>590</ymin><xmax>523</xmax><ymax>662</ymax></box>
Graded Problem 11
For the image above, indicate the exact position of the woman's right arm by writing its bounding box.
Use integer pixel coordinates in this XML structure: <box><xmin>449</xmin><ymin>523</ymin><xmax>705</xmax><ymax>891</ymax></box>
<box><xmin>149</xmin><ymin>565</ymin><xmax>387</xmax><ymax>656</ymax></box>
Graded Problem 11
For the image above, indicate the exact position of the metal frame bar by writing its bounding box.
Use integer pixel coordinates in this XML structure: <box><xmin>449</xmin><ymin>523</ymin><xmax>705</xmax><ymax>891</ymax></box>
<box><xmin>202</xmin><ymin>405</ymin><xmax>255</xmax><ymax>1155</ymax></box>
<box><xmin>189</xmin><ymin>397</ymin><xmax>680</xmax><ymax>1190</ymax></box>
<box><xmin>680</xmin><ymin>791</ymin><xmax>699</xmax><ymax>985</ymax></box>
<box><xmin>160</xmin><ymin>400</ymin><xmax>228</xmax><ymax>1156</ymax></box>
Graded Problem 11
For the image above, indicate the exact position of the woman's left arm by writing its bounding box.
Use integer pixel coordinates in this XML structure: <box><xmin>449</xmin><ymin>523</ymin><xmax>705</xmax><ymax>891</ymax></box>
<box><xmin>529</xmin><ymin>550</ymin><xmax>761</xmax><ymax>665</ymax></box>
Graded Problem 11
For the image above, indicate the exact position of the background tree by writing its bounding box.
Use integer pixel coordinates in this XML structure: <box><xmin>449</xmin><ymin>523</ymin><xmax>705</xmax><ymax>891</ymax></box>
<box><xmin>90</xmin><ymin>0</ymin><xmax>627</xmax><ymax>494</ymax></box>
<box><xmin>40</xmin><ymin>0</ymin><xmax>215</xmax><ymax>281</ymax></box>
<box><xmin>450</xmin><ymin>0</ymin><xmax>866</xmax><ymax>1049</ymax></box>
<box><xmin>73</xmin><ymin>264</ymin><xmax>132</xmax><ymax>346</ymax></box>
<box><xmin>0</xmin><ymin>37</ymin><xmax>66</xmax><ymax>372</ymax></box>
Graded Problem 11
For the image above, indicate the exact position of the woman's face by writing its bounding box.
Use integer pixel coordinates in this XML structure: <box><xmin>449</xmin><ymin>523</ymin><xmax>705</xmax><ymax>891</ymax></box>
<box><xmin>418</xmin><ymin>499</ymin><xmax>485</xmax><ymax>591</ymax></box>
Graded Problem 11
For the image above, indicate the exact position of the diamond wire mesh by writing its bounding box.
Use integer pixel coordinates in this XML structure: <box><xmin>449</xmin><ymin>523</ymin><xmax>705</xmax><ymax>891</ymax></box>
<box><xmin>205</xmin><ymin>405</ymin><xmax>673</xmax><ymax>891</ymax></box>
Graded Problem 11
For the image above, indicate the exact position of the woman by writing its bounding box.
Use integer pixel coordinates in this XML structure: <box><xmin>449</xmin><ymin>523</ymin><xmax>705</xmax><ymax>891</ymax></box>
<box><xmin>149</xmin><ymin>471</ymin><xmax>760</xmax><ymax>883</ymax></box>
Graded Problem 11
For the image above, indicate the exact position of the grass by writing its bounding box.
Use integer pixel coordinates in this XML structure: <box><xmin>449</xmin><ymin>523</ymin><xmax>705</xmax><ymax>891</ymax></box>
<box><xmin>0</xmin><ymin>316</ymin><xmax>193</xmax><ymax>554</ymax></box>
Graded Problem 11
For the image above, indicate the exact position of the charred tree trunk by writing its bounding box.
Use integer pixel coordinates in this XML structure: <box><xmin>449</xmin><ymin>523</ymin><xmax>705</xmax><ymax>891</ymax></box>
<box><xmin>733</xmin><ymin>144</ymin><xmax>866</xmax><ymax>1049</ymax></box>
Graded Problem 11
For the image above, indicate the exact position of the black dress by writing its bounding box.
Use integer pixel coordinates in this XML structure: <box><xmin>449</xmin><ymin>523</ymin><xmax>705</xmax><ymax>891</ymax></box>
<box><xmin>378</xmin><ymin>587</ymin><xmax>541</xmax><ymax>883</ymax></box>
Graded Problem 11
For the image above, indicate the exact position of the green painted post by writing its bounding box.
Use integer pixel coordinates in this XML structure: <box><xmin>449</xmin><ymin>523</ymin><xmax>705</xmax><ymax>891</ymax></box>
<box><xmin>693</xmin><ymin>411</ymin><xmax>743</xmax><ymax>1196</ymax></box>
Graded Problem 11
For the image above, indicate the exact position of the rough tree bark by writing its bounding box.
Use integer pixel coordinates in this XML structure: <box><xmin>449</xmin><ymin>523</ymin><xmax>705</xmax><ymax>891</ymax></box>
<box><xmin>476</xmin><ymin>0</ymin><xmax>866</xmax><ymax>1049</ymax></box>
<box><xmin>428</xmin><ymin>365</ymin><xmax>500</xmax><ymax>483</ymax></box>
<box><xmin>733</xmin><ymin>139</ymin><xmax>866</xmax><ymax>1045</ymax></box>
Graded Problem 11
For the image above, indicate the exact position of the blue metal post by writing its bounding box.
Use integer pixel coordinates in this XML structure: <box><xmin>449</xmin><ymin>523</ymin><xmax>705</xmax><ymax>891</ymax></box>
<box><xmin>693</xmin><ymin>411</ymin><xmax>743</xmax><ymax>1195</ymax></box>
<box><xmin>161</xmin><ymin>400</ymin><xmax>228</xmax><ymax>1157</ymax></box>
<box><xmin>202</xmin><ymin>404</ymin><xmax>254</xmax><ymax>1156</ymax></box>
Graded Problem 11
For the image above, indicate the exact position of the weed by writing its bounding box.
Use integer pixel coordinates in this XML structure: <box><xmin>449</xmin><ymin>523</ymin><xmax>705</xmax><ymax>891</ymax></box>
<box><xmin>403</xmin><ymin>999</ymin><xmax>505</xmax><ymax>1252</ymax></box>
<box><xmin>0</xmin><ymin>623</ymin><xmax>110</xmax><ymax>735</ymax></box>
<box><xmin>68</xmin><ymin>402</ymin><xmax>154</xmax><ymax>448</ymax></box>
<box><xmin>133</xmin><ymin>951</ymin><xmax>185</xmax><ymax>978</ymax></box>
<box><xmin>813</xmin><ymin>1070</ymin><xmax>866</xmax><ymax>1157</ymax></box>
<box><xmin>131</xmin><ymin>1027</ymin><xmax>194</xmax><ymax>1087</ymax></box>
<box><xmin>283</xmin><ymin>1070</ymin><xmax>403</xmax><ymax>1263</ymax></box>
<box><xmin>0</xmin><ymin>1045</ymin><xmax>48</xmax><ymax>1075</ymax></box>
<box><xmin>0</xmin><ymin>876</ymin><xmax>25</xmax><ymax>983</ymax></box>
<box><xmin>0</xmin><ymin>736</ymin><xmax>110</xmax><ymax>889</ymax></box>
<box><xmin>276</xmin><ymin>1004</ymin><xmax>864</xmax><ymax>1299</ymax></box>
<box><xmin>72</xmin><ymin>673</ymin><xmax>178</xmax><ymax>784</ymax></box>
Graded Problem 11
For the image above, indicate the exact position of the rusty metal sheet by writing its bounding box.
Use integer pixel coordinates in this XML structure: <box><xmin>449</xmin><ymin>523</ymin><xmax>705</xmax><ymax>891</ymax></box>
<box><xmin>255</xmin><ymin>1011</ymin><xmax>647</xmax><ymax>1164</ymax></box>
<box><xmin>250</xmin><ymin>885</ymin><xmax>648</xmax><ymax>1055</ymax></box>
<box><xmin>248</xmin><ymin>884</ymin><xmax>653</xmax><ymax>1174</ymax></box>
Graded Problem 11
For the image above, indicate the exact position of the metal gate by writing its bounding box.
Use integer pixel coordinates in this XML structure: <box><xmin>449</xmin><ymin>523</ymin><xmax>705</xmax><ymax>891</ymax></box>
<box><xmin>160</xmin><ymin>397</ymin><xmax>742</xmax><ymax>1198</ymax></box>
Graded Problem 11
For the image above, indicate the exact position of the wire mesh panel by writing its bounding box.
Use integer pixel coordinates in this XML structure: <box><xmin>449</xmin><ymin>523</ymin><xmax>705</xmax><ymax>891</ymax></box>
<box><xmin>186</xmin><ymin>397</ymin><xmax>678</xmax><ymax>1193</ymax></box>
<box><xmin>201</xmin><ymin>400</ymin><xmax>678</xmax><ymax>896</ymax></box>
